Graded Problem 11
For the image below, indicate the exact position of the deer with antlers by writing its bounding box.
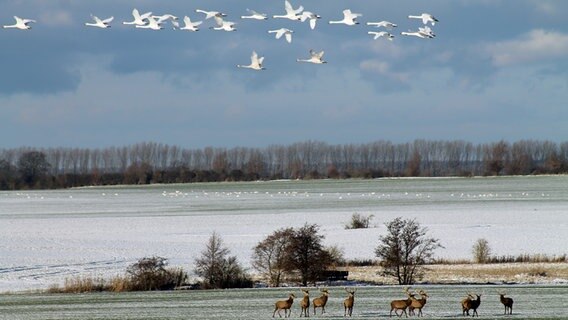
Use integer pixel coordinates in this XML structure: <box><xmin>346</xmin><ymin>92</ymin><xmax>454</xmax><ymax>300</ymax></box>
<box><xmin>498</xmin><ymin>291</ymin><xmax>514</xmax><ymax>315</ymax></box>
<box><xmin>344</xmin><ymin>287</ymin><xmax>356</xmax><ymax>317</ymax></box>
<box><xmin>299</xmin><ymin>288</ymin><xmax>310</xmax><ymax>317</ymax></box>
<box><xmin>461</xmin><ymin>293</ymin><xmax>481</xmax><ymax>317</ymax></box>
<box><xmin>273</xmin><ymin>293</ymin><xmax>295</xmax><ymax>318</ymax></box>
<box><xmin>312</xmin><ymin>288</ymin><xmax>329</xmax><ymax>315</ymax></box>
<box><xmin>390</xmin><ymin>287</ymin><xmax>415</xmax><ymax>317</ymax></box>
<box><xmin>408</xmin><ymin>289</ymin><xmax>429</xmax><ymax>317</ymax></box>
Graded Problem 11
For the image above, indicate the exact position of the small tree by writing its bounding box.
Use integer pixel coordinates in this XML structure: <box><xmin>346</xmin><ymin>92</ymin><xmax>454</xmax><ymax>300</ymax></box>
<box><xmin>472</xmin><ymin>238</ymin><xmax>492</xmax><ymax>263</ymax></box>
<box><xmin>286</xmin><ymin>223</ymin><xmax>334</xmax><ymax>286</ymax></box>
<box><xmin>375</xmin><ymin>217</ymin><xmax>442</xmax><ymax>285</ymax></box>
<box><xmin>195</xmin><ymin>232</ymin><xmax>251</xmax><ymax>289</ymax></box>
<box><xmin>252</xmin><ymin>227</ymin><xmax>295</xmax><ymax>287</ymax></box>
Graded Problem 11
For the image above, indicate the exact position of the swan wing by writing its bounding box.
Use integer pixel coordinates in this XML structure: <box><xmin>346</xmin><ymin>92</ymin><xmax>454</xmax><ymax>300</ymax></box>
<box><xmin>309</xmin><ymin>18</ymin><xmax>317</xmax><ymax>29</ymax></box>
<box><xmin>285</xmin><ymin>32</ymin><xmax>292</xmax><ymax>43</ymax></box>
<box><xmin>102</xmin><ymin>16</ymin><xmax>114</xmax><ymax>24</ymax></box>
<box><xmin>284</xmin><ymin>1</ymin><xmax>294</xmax><ymax>14</ymax></box>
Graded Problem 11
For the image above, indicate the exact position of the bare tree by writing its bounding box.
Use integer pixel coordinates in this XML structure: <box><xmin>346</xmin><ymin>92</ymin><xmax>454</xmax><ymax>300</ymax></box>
<box><xmin>252</xmin><ymin>228</ymin><xmax>295</xmax><ymax>287</ymax></box>
<box><xmin>375</xmin><ymin>217</ymin><xmax>442</xmax><ymax>285</ymax></box>
<box><xmin>472</xmin><ymin>238</ymin><xmax>492</xmax><ymax>263</ymax></box>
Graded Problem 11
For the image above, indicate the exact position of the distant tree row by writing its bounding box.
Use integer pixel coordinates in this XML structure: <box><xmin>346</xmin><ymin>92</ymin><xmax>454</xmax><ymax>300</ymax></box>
<box><xmin>1</xmin><ymin>139</ymin><xmax>567</xmax><ymax>189</ymax></box>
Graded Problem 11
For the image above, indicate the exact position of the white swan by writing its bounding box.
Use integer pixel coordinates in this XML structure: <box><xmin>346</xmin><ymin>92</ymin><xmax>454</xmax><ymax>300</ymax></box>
<box><xmin>210</xmin><ymin>16</ymin><xmax>236</xmax><ymax>31</ymax></box>
<box><xmin>273</xmin><ymin>0</ymin><xmax>303</xmax><ymax>21</ymax></box>
<box><xmin>153</xmin><ymin>14</ymin><xmax>179</xmax><ymax>29</ymax></box>
<box><xmin>237</xmin><ymin>51</ymin><xmax>266</xmax><ymax>71</ymax></box>
<box><xmin>329</xmin><ymin>9</ymin><xmax>361</xmax><ymax>26</ymax></box>
<box><xmin>401</xmin><ymin>26</ymin><xmax>435</xmax><ymax>39</ymax></box>
<box><xmin>241</xmin><ymin>9</ymin><xmax>268</xmax><ymax>20</ymax></box>
<box><xmin>408</xmin><ymin>13</ymin><xmax>438</xmax><ymax>26</ymax></box>
<box><xmin>3</xmin><ymin>16</ymin><xmax>36</xmax><ymax>30</ymax></box>
<box><xmin>366</xmin><ymin>20</ymin><xmax>397</xmax><ymax>29</ymax></box>
<box><xmin>418</xmin><ymin>26</ymin><xmax>436</xmax><ymax>37</ymax></box>
<box><xmin>179</xmin><ymin>16</ymin><xmax>202</xmax><ymax>31</ymax></box>
<box><xmin>85</xmin><ymin>15</ymin><xmax>113</xmax><ymax>29</ymax></box>
<box><xmin>368</xmin><ymin>31</ymin><xmax>394</xmax><ymax>41</ymax></box>
<box><xmin>297</xmin><ymin>49</ymin><xmax>327</xmax><ymax>64</ymax></box>
<box><xmin>135</xmin><ymin>16</ymin><xmax>163</xmax><ymax>30</ymax></box>
<box><xmin>123</xmin><ymin>9</ymin><xmax>152</xmax><ymax>26</ymax></box>
<box><xmin>195</xmin><ymin>9</ymin><xmax>227</xmax><ymax>20</ymax></box>
<box><xmin>299</xmin><ymin>11</ymin><xmax>321</xmax><ymax>30</ymax></box>
<box><xmin>268</xmin><ymin>28</ymin><xmax>293</xmax><ymax>43</ymax></box>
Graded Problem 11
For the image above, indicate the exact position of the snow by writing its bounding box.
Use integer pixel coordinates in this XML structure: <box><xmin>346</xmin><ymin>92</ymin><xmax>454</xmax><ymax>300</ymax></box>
<box><xmin>0</xmin><ymin>176</ymin><xmax>567</xmax><ymax>292</ymax></box>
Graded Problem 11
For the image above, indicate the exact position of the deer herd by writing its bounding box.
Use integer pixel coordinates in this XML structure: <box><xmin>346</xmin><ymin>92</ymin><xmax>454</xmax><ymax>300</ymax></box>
<box><xmin>273</xmin><ymin>287</ymin><xmax>514</xmax><ymax>318</ymax></box>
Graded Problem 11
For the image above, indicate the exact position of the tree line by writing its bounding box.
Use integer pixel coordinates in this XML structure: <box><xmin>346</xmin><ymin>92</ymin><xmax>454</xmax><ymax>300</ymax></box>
<box><xmin>1</xmin><ymin>139</ymin><xmax>567</xmax><ymax>189</ymax></box>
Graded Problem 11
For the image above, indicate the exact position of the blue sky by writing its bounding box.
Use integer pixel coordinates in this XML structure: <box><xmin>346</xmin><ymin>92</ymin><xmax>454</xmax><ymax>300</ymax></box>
<box><xmin>1</xmin><ymin>1</ymin><xmax>567</xmax><ymax>148</ymax></box>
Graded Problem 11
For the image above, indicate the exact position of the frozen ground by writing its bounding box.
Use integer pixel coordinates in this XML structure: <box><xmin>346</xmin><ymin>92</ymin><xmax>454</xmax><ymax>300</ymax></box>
<box><xmin>0</xmin><ymin>176</ymin><xmax>567</xmax><ymax>292</ymax></box>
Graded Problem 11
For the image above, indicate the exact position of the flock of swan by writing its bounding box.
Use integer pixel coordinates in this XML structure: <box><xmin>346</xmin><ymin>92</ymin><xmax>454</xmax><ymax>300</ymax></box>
<box><xmin>2</xmin><ymin>1</ymin><xmax>439</xmax><ymax>71</ymax></box>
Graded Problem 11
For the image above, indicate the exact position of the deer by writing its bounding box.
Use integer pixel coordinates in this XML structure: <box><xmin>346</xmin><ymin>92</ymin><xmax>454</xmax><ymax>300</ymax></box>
<box><xmin>312</xmin><ymin>288</ymin><xmax>329</xmax><ymax>315</ymax></box>
<box><xmin>343</xmin><ymin>287</ymin><xmax>356</xmax><ymax>317</ymax></box>
<box><xmin>461</xmin><ymin>293</ymin><xmax>481</xmax><ymax>317</ymax></box>
<box><xmin>299</xmin><ymin>288</ymin><xmax>310</xmax><ymax>317</ymax></box>
<box><xmin>273</xmin><ymin>293</ymin><xmax>295</xmax><ymax>318</ymax></box>
<box><xmin>390</xmin><ymin>287</ymin><xmax>415</xmax><ymax>317</ymax></box>
<box><xmin>498</xmin><ymin>291</ymin><xmax>514</xmax><ymax>315</ymax></box>
<box><xmin>408</xmin><ymin>289</ymin><xmax>429</xmax><ymax>317</ymax></box>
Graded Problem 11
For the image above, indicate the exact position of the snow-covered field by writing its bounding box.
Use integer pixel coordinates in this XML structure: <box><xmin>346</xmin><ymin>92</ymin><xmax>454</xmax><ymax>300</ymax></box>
<box><xmin>1</xmin><ymin>176</ymin><xmax>567</xmax><ymax>293</ymax></box>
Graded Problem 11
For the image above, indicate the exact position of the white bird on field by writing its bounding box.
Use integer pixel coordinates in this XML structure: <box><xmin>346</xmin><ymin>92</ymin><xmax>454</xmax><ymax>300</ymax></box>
<box><xmin>195</xmin><ymin>9</ymin><xmax>227</xmax><ymax>20</ymax></box>
<box><xmin>123</xmin><ymin>9</ymin><xmax>152</xmax><ymax>26</ymax></box>
<box><xmin>210</xmin><ymin>16</ymin><xmax>236</xmax><ymax>31</ymax></box>
<box><xmin>237</xmin><ymin>51</ymin><xmax>266</xmax><ymax>71</ymax></box>
<box><xmin>273</xmin><ymin>0</ymin><xmax>303</xmax><ymax>21</ymax></box>
<box><xmin>135</xmin><ymin>16</ymin><xmax>163</xmax><ymax>30</ymax></box>
<box><xmin>299</xmin><ymin>11</ymin><xmax>321</xmax><ymax>30</ymax></box>
<box><xmin>241</xmin><ymin>9</ymin><xmax>268</xmax><ymax>20</ymax></box>
<box><xmin>368</xmin><ymin>31</ymin><xmax>394</xmax><ymax>41</ymax></box>
<box><xmin>3</xmin><ymin>16</ymin><xmax>36</xmax><ymax>30</ymax></box>
<box><xmin>297</xmin><ymin>49</ymin><xmax>327</xmax><ymax>64</ymax></box>
<box><xmin>408</xmin><ymin>13</ymin><xmax>438</xmax><ymax>25</ymax></box>
<box><xmin>329</xmin><ymin>9</ymin><xmax>361</xmax><ymax>26</ymax></box>
<box><xmin>85</xmin><ymin>15</ymin><xmax>113</xmax><ymax>29</ymax></box>
<box><xmin>366</xmin><ymin>20</ymin><xmax>397</xmax><ymax>29</ymax></box>
<box><xmin>179</xmin><ymin>16</ymin><xmax>202</xmax><ymax>31</ymax></box>
<box><xmin>268</xmin><ymin>28</ymin><xmax>293</xmax><ymax>43</ymax></box>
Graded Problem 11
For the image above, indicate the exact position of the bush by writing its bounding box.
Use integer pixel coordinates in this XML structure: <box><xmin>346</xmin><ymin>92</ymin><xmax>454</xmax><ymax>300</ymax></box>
<box><xmin>127</xmin><ymin>256</ymin><xmax>187</xmax><ymax>291</ymax></box>
<box><xmin>345</xmin><ymin>213</ymin><xmax>374</xmax><ymax>229</ymax></box>
<box><xmin>472</xmin><ymin>238</ymin><xmax>492</xmax><ymax>263</ymax></box>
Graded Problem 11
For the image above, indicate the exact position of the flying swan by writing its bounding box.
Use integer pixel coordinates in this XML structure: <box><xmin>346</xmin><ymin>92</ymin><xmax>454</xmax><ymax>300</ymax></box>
<box><xmin>329</xmin><ymin>9</ymin><xmax>362</xmax><ymax>26</ymax></box>
<box><xmin>85</xmin><ymin>15</ymin><xmax>113</xmax><ymax>29</ymax></box>
<box><xmin>268</xmin><ymin>28</ymin><xmax>294</xmax><ymax>43</ymax></box>
<box><xmin>297</xmin><ymin>49</ymin><xmax>327</xmax><ymax>64</ymax></box>
<box><xmin>3</xmin><ymin>16</ymin><xmax>36</xmax><ymax>30</ymax></box>
<box><xmin>237</xmin><ymin>51</ymin><xmax>265</xmax><ymax>71</ymax></box>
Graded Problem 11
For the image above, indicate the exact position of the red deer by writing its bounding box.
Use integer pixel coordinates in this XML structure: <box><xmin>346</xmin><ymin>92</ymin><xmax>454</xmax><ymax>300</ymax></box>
<box><xmin>273</xmin><ymin>293</ymin><xmax>295</xmax><ymax>318</ymax></box>
<box><xmin>390</xmin><ymin>287</ymin><xmax>415</xmax><ymax>317</ymax></box>
<box><xmin>408</xmin><ymin>289</ymin><xmax>429</xmax><ymax>317</ymax></box>
<box><xmin>498</xmin><ymin>291</ymin><xmax>513</xmax><ymax>315</ymax></box>
<box><xmin>461</xmin><ymin>293</ymin><xmax>481</xmax><ymax>317</ymax></box>
<box><xmin>299</xmin><ymin>289</ymin><xmax>310</xmax><ymax>317</ymax></box>
<box><xmin>343</xmin><ymin>287</ymin><xmax>356</xmax><ymax>317</ymax></box>
<box><xmin>312</xmin><ymin>288</ymin><xmax>329</xmax><ymax>315</ymax></box>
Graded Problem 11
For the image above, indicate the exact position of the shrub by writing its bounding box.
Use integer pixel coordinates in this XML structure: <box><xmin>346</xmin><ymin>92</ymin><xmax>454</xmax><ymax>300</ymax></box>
<box><xmin>345</xmin><ymin>213</ymin><xmax>374</xmax><ymax>229</ymax></box>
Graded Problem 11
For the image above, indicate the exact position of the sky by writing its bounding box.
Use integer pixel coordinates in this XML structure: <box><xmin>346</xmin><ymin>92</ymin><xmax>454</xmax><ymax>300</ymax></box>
<box><xmin>0</xmin><ymin>0</ymin><xmax>567</xmax><ymax>149</ymax></box>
